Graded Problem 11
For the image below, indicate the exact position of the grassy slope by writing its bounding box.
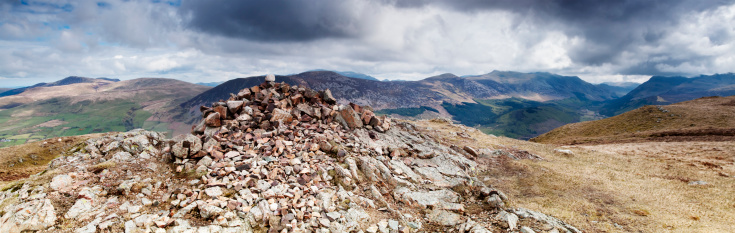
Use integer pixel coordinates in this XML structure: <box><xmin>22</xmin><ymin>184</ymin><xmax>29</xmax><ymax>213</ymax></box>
<box><xmin>374</xmin><ymin>106</ymin><xmax>439</xmax><ymax>117</ymax></box>
<box><xmin>0</xmin><ymin>134</ymin><xmax>105</xmax><ymax>183</ymax></box>
<box><xmin>0</xmin><ymin>98</ymin><xmax>151</xmax><ymax>147</ymax></box>
<box><xmin>413</xmin><ymin>119</ymin><xmax>735</xmax><ymax>232</ymax></box>
<box><xmin>532</xmin><ymin>96</ymin><xmax>735</xmax><ymax>144</ymax></box>
<box><xmin>432</xmin><ymin>97</ymin><xmax>603</xmax><ymax>139</ymax></box>
<box><xmin>0</xmin><ymin>78</ymin><xmax>210</xmax><ymax>148</ymax></box>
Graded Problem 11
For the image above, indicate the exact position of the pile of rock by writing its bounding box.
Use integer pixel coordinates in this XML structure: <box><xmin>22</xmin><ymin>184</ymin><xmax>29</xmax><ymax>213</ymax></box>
<box><xmin>0</xmin><ymin>78</ymin><xmax>581</xmax><ymax>233</ymax></box>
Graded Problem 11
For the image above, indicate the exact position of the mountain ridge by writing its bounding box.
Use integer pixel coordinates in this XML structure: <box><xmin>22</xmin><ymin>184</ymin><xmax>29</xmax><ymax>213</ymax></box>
<box><xmin>0</xmin><ymin>76</ymin><xmax>120</xmax><ymax>98</ymax></box>
<box><xmin>601</xmin><ymin>73</ymin><xmax>735</xmax><ymax>116</ymax></box>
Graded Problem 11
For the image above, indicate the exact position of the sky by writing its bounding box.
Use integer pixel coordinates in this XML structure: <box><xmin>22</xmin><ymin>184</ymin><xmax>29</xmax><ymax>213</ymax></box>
<box><xmin>2</xmin><ymin>0</ymin><xmax>735</xmax><ymax>87</ymax></box>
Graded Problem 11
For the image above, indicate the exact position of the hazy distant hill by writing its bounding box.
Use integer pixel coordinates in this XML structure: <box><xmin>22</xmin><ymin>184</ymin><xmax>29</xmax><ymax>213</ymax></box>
<box><xmin>601</xmin><ymin>73</ymin><xmax>735</xmax><ymax>116</ymax></box>
<box><xmin>310</xmin><ymin>70</ymin><xmax>380</xmax><ymax>81</ymax></box>
<box><xmin>533</xmin><ymin>95</ymin><xmax>735</xmax><ymax>144</ymax></box>
<box><xmin>0</xmin><ymin>77</ymin><xmax>209</xmax><ymax>147</ymax></box>
<box><xmin>464</xmin><ymin>71</ymin><xmax>618</xmax><ymax>101</ymax></box>
<box><xmin>181</xmin><ymin>70</ymin><xmax>615</xmax><ymax>139</ymax></box>
<box><xmin>0</xmin><ymin>76</ymin><xmax>119</xmax><ymax>98</ymax></box>
<box><xmin>595</xmin><ymin>82</ymin><xmax>640</xmax><ymax>97</ymax></box>
<box><xmin>195</xmin><ymin>81</ymin><xmax>224</xmax><ymax>87</ymax></box>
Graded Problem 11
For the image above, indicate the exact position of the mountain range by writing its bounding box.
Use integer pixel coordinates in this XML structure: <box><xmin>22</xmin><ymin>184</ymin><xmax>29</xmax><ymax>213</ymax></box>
<box><xmin>179</xmin><ymin>70</ymin><xmax>620</xmax><ymax>139</ymax></box>
<box><xmin>601</xmin><ymin>73</ymin><xmax>735</xmax><ymax>115</ymax></box>
<box><xmin>3</xmin><ymin>71</ymin><xmax>735</xmax><ymax>146</ymax></box>
<box><xmin>0</xmin><ymin>77</ymin><xmax>209</xmax><ymax>147</ymax></box>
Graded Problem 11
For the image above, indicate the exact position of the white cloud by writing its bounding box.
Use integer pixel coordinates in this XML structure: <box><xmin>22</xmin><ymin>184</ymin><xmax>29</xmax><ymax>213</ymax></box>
<box><xmin>1</xmin><ymin>0</ymin><xmax>735</xmax><ymax>87</ymax></box>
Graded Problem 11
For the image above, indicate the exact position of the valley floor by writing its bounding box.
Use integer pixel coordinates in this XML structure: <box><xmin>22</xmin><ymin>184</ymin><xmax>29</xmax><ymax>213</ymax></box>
<box><xmin>413</xmin><ymin>120</ymin><xmax>735</xmax><ymax>233</ymax></box>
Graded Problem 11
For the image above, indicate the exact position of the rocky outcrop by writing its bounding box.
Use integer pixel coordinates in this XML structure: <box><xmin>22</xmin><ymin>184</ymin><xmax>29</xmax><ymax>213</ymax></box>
<box><xmin>0</xmin><ymin>80</ymin><xmax>580</xmax><ymax>233</ymax></box>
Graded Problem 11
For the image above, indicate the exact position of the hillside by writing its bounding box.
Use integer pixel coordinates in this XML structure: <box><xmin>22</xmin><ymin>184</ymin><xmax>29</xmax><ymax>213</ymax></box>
<box><xmin>601</xmin><ymin>73</ymin><xmax>735</xmax><ymax>116</ymax></box>
<box><xmin>464</xmin><ymin>71</ymin><xmax>618</xmax><ymax>101</ymax></box>
<box><xmin>532</xmin><ymin>95</ymin><xmax>735</xmax><ymax>144</ymax></box>
<box><xmin>0</xmin><ymin>76</ymin><xmax>118</xmax><ymax>98</ymax></box>
<box><xmin>180</xmin><ymin>71</ymin><xmax>615</xmax><ymax>139</ymax></box>
<box><xmin>1</xmin><ymin>80</ymin><xmax>733</xmax><ymax>231</ymax></box>
<box><xmin>0</xmin><ymin>78</ymin><xmax>210</xmax><ymax>147</ymax></box>
<box><xmin>0</xmin><ymin>80</ymin><xmax>586</xmax><ymax>233</ymax></box>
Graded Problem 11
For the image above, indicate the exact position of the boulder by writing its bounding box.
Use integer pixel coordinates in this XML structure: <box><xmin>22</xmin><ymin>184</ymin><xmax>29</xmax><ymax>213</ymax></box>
<box><xmin>265</xmin><ymin>74</ymin><xmax>276</xmax><ymax>82</ymax></box>
<box><xmin>205</xmin><ymin>112</ymin><xmax>221</xmax><ymax>127</ymax></box>
<box><xmin>171</xmin><ymin>134</ymin><xmax>202</xmax><ymax>158</ymax></box>
<box><xmin>496</xmin><ymin>211</ymin><xmax>519</xmax><ymax>230</ymax></box>
<box><xmin>322</xmin><ymin>89</ymin><xmax>336</xmax><ymax>104</ymax></box>
<box><xmin>337</xmin><ymin>105</ymin><xmax>363</xmax><ymax>129</ymax></box>
<box><xmin>427</xmin><ymin>209</ymin><xmax>461</xmax><ymax>226</ymax></box>
<box><xmin>0</xmin><ymin>199</ymin><xmax>57</xmax><ymax>233</ymax></box>
<box><xmin>50</xmin><ymin>174</ymin><xmax>72</xmax><ymax>191</ymax></box>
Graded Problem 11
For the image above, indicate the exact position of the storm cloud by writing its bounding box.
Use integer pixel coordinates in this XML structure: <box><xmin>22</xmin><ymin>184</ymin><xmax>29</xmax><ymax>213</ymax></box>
<box><xmin>179</xmin><ymin>0</ymin><xmax>370</xmax><ymax>42</ymax></box>
<box><xmin>1</xmin><ymin>0</ymin><xmax>735</xmax><ymax>86</ymax></box>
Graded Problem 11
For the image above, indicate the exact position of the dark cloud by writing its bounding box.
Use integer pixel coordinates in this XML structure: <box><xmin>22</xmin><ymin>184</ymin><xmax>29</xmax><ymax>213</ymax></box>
<box><xmin>179</xmin><ymin>0</ymin><xmax>367</xmax><ymax>42</ymax></box>
<box><xmin>383</xmin><ymin>0</ymin><xmax>734</xmax><ymax>74</ymax></box>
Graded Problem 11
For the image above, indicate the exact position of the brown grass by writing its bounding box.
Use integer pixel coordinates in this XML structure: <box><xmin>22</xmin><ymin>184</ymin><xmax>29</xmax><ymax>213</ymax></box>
<box><xmin>532</xmin><ymin>95</ymin><xmax>735</xmax><ymax>145</ymax></box>
<box><xmin>412</xmin><ymin>119</ymin><xmax>735</xmax><ymax>233</ymax></box>
<box><xmin>0</xmin><ymin>134</ymin><xmax>105</xmax><ymax>184</ymax></box>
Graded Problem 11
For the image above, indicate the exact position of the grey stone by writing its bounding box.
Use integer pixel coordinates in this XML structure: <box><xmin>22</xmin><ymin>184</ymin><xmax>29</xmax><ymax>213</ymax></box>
<box><xmin>197</xmin><ymin>156</ymin><xmax>213</xmax><ymax>168</ymax></box>
<box><xmin>76</xmin><ymin>217</ymin><xmax>101</xmax><ymax>233</ymax></box>
<box><xmin>50</xmin><ymin>174</ymin><xmax>72</xmax><ymax>191</ymax></box>
<box><xmin>496</xmin><ymin>211</ymin><xmax>519</xmax><ymax>230</ymax></box>
<box><xmin>326</xmin><ymin>212</ymin><xmax>341</xmax><ymax>221</ymax></box>
<box><xmin>427</xmin><ymin>209</ymin><xmax>461</xmax><ymax>226</ymax></box>
<box><xmin>265</xmin><ymin>74</ymin><xmax>276</xmax><ymax>82</ymax></box>
<box><xmin>171</xmin><ymin>134</ymin><xmax>202</xmax><ymax>158</ymax></box>
<box><xmin>414</xmin><ymin>167</ymin><xmax>461</xmax><ymax>187</ymax></box>
<box><xmin>0</xmin><ymin>199</ymin><xmax>57</xmax><ymax>233</ymax></box>
<box><xmin>204</xmin><ymin>187</ymin><xmax>223</xmax><ymax>197</ymax></box>
<box><xmin>388</xmin><ymin>220</ymin><xmax>399</xmax><ymax>230</ymax></box>
<box><xmin>521</xmin><ymin>226</ymin><xmax>536</xmax><ymax>233</ymax></box>
<box><xmin>200</xmin><ymin>204</ymin><xmax>225</xmax><ymax>219</ymax></box>
<box><xmin>345</xmin><ymin>207</ymin><xmax>370</xmax><ymax>223</ymax></box>
<box><xmin>65</xmin><ymin>199</ymin><xmax>93</xmax><ymax>220</ymax></box>
<box><xmin>394</xmin><ymin>188</ymin><xmax>459</xmax><ymax>208</ymax></box>
<box><xmin>688</xmin><ymin>180</ymin><xmax>708</xmax><ymax>186</ymax></box>
<box><xmin>322</xmin><ymin>89</ymin><xmax>336</xmax><ymax>104</ymax></box>
<box><xmin>124</xmin><ymin>220</ymin><xmax>136</xmax><ymax>233</ymax></box>
<box><xmin>112</xmin><ymin>151</ymin><xmax>133</xmax><ymax>161</ymax></box>
<box><xmin>486</xmin><ymin>194</ymin><xmax>505</xmax><ymax>208</ymax></box>
<box><xmin>514</xmin><ymin>208</ymin><xmax>581</xmax><ymax>233</ymax></box>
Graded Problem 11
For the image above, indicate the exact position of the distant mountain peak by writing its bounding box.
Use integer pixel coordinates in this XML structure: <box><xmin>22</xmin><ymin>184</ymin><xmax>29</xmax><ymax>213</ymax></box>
<box><xmin>307</xmin><ymin>69</ymin><xmax>380</xmax><ymax>81</ymax></box>
<box><xmin>426</xmin><ymin>73</ymin><xmax>459</xmax><ymax>80</ymax></box>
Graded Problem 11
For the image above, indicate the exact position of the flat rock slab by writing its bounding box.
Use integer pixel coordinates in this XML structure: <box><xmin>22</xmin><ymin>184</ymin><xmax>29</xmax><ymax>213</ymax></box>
<box><xmin>395</xmin><ymin>188</ymin><xmax>460</xmax><ymax>208</ymax></box>
<box><xmin>0</xmin><ymin>199</ymin><xmax>57</xmax><ymax>233</ymax></box>
<box><xmin>428</xmin><ymin>209</ymin><xmax>461</xmax><ymax>226</ymax></box>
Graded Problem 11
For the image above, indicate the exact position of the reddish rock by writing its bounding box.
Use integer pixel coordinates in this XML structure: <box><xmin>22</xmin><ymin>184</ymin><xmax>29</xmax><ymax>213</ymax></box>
<box><xmin>213</xmin><ymin>106</ymin><xmax>227</xmax><ymax>120</ymax></box>
<box><xmin>205</xmin><ymin>112</ymin><xmax>221</xmax><ymax>127</ymax></box>
<box><xmin>362</xmin><ymin>110</ymin><xmax>375</xmax><ymax>125</ymax></box>
<box><xmin>337</xmin><ymin>105</ymin><xmax>363</xmax><ymax>129</ymax></box>
<box><xmin>271</xmin><ymin>108</ymin><xmax>293</xmax><ymax>123</ymax></box>
<box><xmin>237</xmin><ymin>89</ymin><xmax>251</xmax><ymax>100</ymax></box>
<box><xmin>227</xmin><ymin>101</ymin><xmax>244</xmax><ymax>114</ymax></box>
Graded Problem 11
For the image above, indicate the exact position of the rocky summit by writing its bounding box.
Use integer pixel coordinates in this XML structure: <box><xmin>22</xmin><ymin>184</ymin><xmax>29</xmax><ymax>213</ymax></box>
<box><xmin>0</xmin><ymin>80</ymin><xmax>579</xmax><ymax>232</ymax></box>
